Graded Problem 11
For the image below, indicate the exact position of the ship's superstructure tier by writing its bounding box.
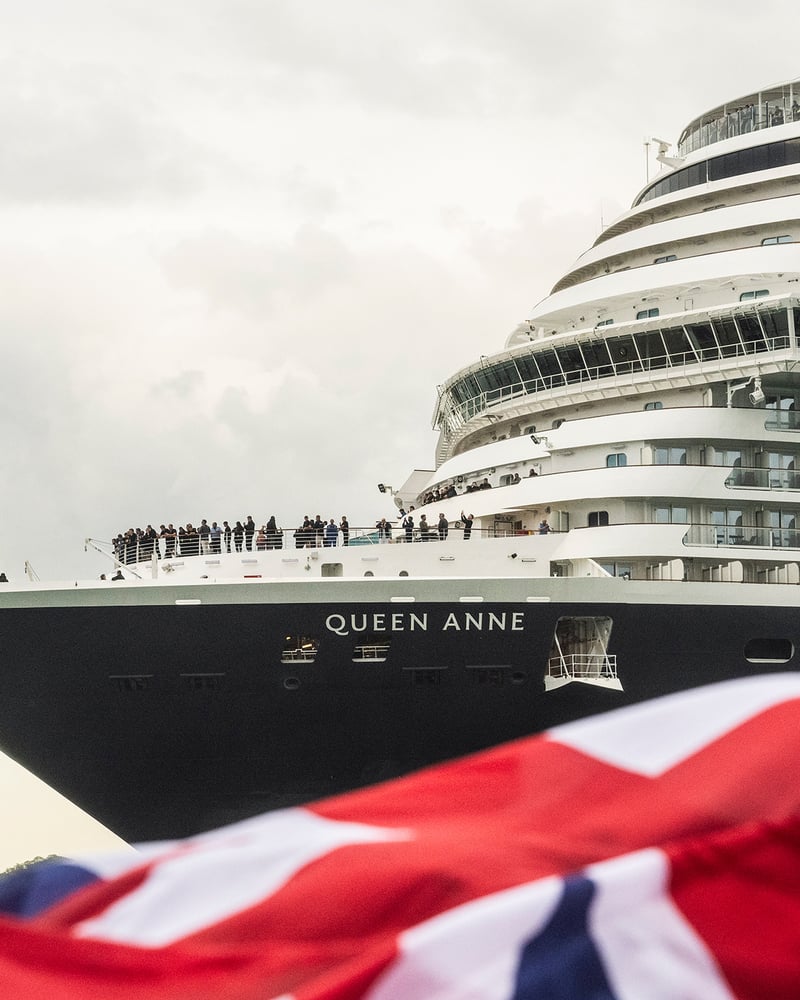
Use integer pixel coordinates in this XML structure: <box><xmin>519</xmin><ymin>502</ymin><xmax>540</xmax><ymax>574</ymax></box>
<box><xmin>401</xmin><ymin>78</ymin><xmax>800</xmax><ymax>592</ymax></box>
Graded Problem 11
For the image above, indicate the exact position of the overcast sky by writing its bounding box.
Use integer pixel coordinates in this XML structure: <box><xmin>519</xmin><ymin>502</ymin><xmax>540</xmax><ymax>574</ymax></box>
<box><xmin>1</xmin><ymin>1</ymin><xmax>799</xmax><ymax>863</ymax></box>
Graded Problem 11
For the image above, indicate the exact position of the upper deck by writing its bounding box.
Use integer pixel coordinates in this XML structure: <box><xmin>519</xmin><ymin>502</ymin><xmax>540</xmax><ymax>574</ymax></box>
<box><xmin>677</xmin><ymin>79</ymin><xmax>800</xmax><ymax>157</ymax></box>
<box><xmin>432</xmin><ymin>295</ymin><xmax>800</xmax><ymax>457</ymax></box>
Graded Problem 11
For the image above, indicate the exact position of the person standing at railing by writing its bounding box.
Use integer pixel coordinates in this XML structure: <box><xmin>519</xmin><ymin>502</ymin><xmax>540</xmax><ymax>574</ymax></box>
<box><xmin>461</xmin><ymin>512</ymin><xmax>473</xmax><ymax>540</ymax></box>
<box><xmin>233</xmin><ymin>520</ymin><xmax>244</xmax><ymax>552</ymax></box>
<box><xmin>324</xmin><ymin>519</ymin><xmax>339</xmax><ymax>547</ymax></box>
<box><xmin>266</xmin><ymin>515</ymin><xmax>280</xmax><ymax>549</ymax></box>
<box><xmin>210</xmin><ymin>521</ymin><xmax>222</xmax><ymax>554</ymax></box>
<box><xmin>438</xmin><ymin>513</ymin><xmax>449</xmax><ymax>541</ymax></box>
<box><xmin>198</xmin><ymin>519</ymin><xmax>211</xmax><ymax>554</ymax></box>
<box><xmin>223</xmin><ymin>521</ymin><xmax>232</xmax><ymax>553</ymax></box>
<box><xmin>402</xmin><ymin>508</ymin><xmax>414</xmax><ymax>543</ymax></box>
<box><xmin>340</xmin><ymin>515</ymin><xmax>350</xmax><ymax>546</ymax></box>
<box><xmin>244</xmin><ymin>516</ymin><xmax>256</xmax><ymax>551</ymax></box>
<box><xmin>538</xmin><ymin>519</ymin><xmax>551</xmax><ymax>535</ymax></box>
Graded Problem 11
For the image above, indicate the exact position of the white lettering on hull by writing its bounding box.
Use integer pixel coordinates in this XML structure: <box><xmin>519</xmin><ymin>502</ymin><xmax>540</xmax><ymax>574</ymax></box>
<box><xmin>325</xmin><ymin>611</ymin><xmax>524</xmax><ymax>636</ymax></box>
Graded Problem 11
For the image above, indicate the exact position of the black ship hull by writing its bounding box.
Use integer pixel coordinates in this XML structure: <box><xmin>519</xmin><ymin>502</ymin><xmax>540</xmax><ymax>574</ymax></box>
<box><xmin>0</xmin><ymin>575</ymin><xmax>796</xmax><ymax>841</ymax></box>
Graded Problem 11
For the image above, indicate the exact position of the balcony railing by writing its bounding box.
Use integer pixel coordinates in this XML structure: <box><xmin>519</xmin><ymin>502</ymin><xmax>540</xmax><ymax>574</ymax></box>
<box><xmin>684</xmin><ymin>523</ymin><xmax>800</xmax><ymax>549</ymax></box>
<box><xmin>725</xmin><ymin>466</ymin><xmax>800</xmax><ymax>490</ymax></box>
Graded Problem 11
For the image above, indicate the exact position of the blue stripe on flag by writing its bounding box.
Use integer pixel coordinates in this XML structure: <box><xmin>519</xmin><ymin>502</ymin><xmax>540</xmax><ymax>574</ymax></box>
<box><xmin>0</xmin><ymin>862</ymin><xmax>99</xmax><ymax>918</ymax></box>
<box><xmin>511</xmin><ymin>874</ymin><xmax>616</xmax><ymax>1000</ymax></box>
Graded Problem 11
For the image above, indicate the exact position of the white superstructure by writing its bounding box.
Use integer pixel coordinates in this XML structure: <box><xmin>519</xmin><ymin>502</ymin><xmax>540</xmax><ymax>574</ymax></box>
<box><xmin>402</xmin><ymin>79</ymin><xmax>800</xmax><ymax>590</ymax></box>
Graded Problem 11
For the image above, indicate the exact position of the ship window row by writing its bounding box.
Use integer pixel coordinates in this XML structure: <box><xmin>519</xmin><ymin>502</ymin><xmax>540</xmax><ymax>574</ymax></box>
<box><xmin>423</xmin><ymin>440</ymin><xmax>800</xmax><ymax>511</ymax></box>
<box><xmin>634</xmin><ymin>137</ymin><xmax>800</xmax><ymax>207</ymax></box>
<box><xmin>436</xmin><ymin>304</ymin><xmax>794</xmax><ymax>434</ymax></box>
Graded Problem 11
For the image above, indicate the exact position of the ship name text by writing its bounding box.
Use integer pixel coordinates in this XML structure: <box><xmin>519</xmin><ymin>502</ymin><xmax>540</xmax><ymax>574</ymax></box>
<box><xmin>325</xmin><ymin>611</ymin><xmax>525</xmax><ymax>636</ymax></box>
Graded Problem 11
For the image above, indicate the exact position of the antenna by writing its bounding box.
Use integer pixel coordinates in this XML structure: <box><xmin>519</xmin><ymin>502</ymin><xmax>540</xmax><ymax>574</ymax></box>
<box><xmin>643</xmin><ymin>137</ymin><xmax>650</xmax><ymax>183</ymax></box>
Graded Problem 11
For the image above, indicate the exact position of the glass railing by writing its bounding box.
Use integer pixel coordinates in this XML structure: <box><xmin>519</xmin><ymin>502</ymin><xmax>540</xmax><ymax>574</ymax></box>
<box><xmin>684</xmin><ymin>523</ymin><xmax>800</xmax><ymax>549</ymax></box>
<box><xmin>725</xmin><ymin>466</ymin><xmax>800</xmax><ymax>490</ymax></box>
<box><xmin>678</xmin><ymin>95</ymin><xmax>800</xmax><ymax>157</ymax></box>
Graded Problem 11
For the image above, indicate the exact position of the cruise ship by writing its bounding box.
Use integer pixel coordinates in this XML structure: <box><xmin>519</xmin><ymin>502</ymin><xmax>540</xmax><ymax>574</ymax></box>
<box><xmin>4</xmin><ymin>80</ymin><xmax>800</xmax><ymax>842</ymax></box>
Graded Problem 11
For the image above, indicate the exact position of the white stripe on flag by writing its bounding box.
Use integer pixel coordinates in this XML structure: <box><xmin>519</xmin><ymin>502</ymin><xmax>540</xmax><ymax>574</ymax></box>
<box><xmin>587</xmin><ymin>849</ymin><xmax>735</xmax><ymax>1000</ymax></box>
<box><xmin>549</xmin><ymin>673</ymin><xmax>800</xmax><ymax>776</ymax></box>
<box><xmin>366</xmin><ymin>874</ymin><xmax>564</xmax><ymax>999</ymax></box>
<box><xmin>76</xmin><ymin>807</ymin><xmax>411</xmax><ymax>946</ymax></box>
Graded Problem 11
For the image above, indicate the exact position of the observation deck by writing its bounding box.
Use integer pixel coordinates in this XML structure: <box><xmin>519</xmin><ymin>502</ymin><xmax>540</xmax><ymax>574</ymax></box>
<box><xmin>678</xmin><ymin>78</ymin><xmax>800</xmax><ymax>157</ymax></box>
<box><xmin>434</xmin><ymin>295</ymin><xmax>800</xmax><ymax>456</ymax></box>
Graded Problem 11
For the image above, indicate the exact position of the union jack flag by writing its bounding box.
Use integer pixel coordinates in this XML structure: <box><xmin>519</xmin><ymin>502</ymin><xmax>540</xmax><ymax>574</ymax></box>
<box><xmin>3</xmin><ymin>673</ymin><xmax>800</xmax><ymax>998</ymax></box>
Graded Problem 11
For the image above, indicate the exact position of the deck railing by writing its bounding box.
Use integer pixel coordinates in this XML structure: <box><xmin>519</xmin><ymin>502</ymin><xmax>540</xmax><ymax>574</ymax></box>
<box><xmin>547</xmin><ymin>654</ymin><xmax>618</xmax><ymax>682</ymax></box>
<box><xmin>684</xmin><ymin>523</ymin><xmax>800</xmax><ymax>549</ymax></box>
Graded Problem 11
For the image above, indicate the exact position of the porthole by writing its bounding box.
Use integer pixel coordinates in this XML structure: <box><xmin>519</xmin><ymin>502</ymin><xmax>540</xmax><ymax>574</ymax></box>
<box><xmin>399</xmin><ymin>570</ymin><xmax>409</xmax><ymax>577</ymax></box>
<box><xmin>283</xmin><ymin>677</ymin><xmax>301</xmax><ymax>690</ymax></box>
<box><xmin>364</xmin><ymin>570</ymin><xmax>374</xmax><ymax>577</ymax></box>
<box><xmin>744</xmin><ymin>637</ymin><xmax>794</xmax><ymax>663</ymax></box>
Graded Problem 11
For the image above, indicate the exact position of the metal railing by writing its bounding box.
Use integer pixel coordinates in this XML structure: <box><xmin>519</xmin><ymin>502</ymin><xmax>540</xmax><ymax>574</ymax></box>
<box><xmin>547</xmin><ymin>654</ymin><xmax>618</xmax><ymax>682</ymax></box>
<box><xmin>98</xmin><ymin>523</ymin><xmax>553</xmax><ymax>566</ymax></box>
<box><xmin>437</xmin><ymin>332</ymin><xmax>793</xmax><ymax>435</ymax></box>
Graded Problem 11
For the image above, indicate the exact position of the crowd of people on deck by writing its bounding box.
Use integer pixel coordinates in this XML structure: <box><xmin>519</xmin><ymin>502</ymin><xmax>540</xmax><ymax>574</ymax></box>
<box><xmin>292</xmin><ymin>516</ymin><xmax>350</xmax><ymax>549</ymax></box>
<box><xmin>113</xmin><ymin>515</ymin><xmax>286</xmax><ymax>564</ymax></box>
<box><xmin>112</xmin><ymin>470</ymin><xmax>553</xmax><ymax>563</ymax></box>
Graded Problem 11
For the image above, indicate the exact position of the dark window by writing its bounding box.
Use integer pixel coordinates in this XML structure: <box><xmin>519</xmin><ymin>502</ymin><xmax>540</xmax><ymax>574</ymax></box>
<box><xmin>712</xmin><ymin>316</ymin><xmax>744</xmax><ymax>357</ymax></box>
<box><xmin>744</xmin><ymin>637</ymin><xmax>793</xmax><ymax>663</ymax></box>
<box><xmin>635</xmin><ymin>138</ymin><xmax>800</xmax><ymax>206</ymax></box>
<box><xmin>654</xmin><ymin>255</ymin><xmax>677</xmax><ymax>263</ymax></box>
<box><xmin>636</xmin><ymin>307</ymin><xmax>660</xmax><ymax>319</ymax></box>
<box><xmin>661</xmin><ymin>326</ymin><xmax>693</xmax><ymax>362</ymax></box>
<box><xmin>644</xmin><ymin>401</ymin><xmax>663</xmax><ymax>410</ymax></box>
<box><xmin>588</xmin><ymin>511</ymin><xmax>610</xmax><ymax>527</ymax></box>
<box><xmin>635</xmin><ymin>330</ymin><xmax>668</xmax><ymax>369</ymax></box>
<box><xmin>606</xmin><ymin>454</ymin><xmax>627</xmax><ymax>467</ymax></box>
<box><xmin>581</xmin><ymin>340</ymin><xmax>614</xmax><ymax>375</ymax></box>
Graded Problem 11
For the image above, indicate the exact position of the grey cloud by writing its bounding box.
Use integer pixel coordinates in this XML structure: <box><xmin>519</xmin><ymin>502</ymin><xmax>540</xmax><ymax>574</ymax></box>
<box><xmin>151</xmin><ymin>371</ymin><xmax>206</xmax><ymax>400</ymax></box>
<box><xmin>161</xmin><ymin>224</ymin><xmax>356</xmax><ymax>321</ymax></box>
<box><xmin>0</xmin><ymin>55</ymin><xmax>206</xmax><ymax>203</ymax></box>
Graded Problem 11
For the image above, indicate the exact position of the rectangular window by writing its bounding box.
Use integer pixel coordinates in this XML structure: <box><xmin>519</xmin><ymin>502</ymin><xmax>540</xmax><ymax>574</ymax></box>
<box><xmin>654</xmin><ymin>446</ymin><xmax>687</xmax><ymax>465</ymax></box>
<box><xmin>588</xmin><ymin>511</ymin><xmax>610</xmax><ymax>527</ymax></box>
<box><xmin>644</xmin><ymin>401</ymin><xmax>663</xmax><ymax>410</ymax></box>
<box><xmin>606</xmin><ymin>454</ymin><xmax>627</xmax><ymax>467</ymax></box>
<box><xmin>654</xmin><ymin>255</ymin><xmax>677</xmax><ymax>263</ymax></box>
<box><xmin>636</xmin><ymin>307</ymin><xmax>660</xmax><ymax>319</ymax></box>
<box><xmin>739</xmin><ymin>289</ymin><xmax>770</xmax><ymax>300</ymax></box>
<box><xmin>653</xmin><ymin>506</ymin><xmax>689</xmax><ymax>524</ymax></box>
